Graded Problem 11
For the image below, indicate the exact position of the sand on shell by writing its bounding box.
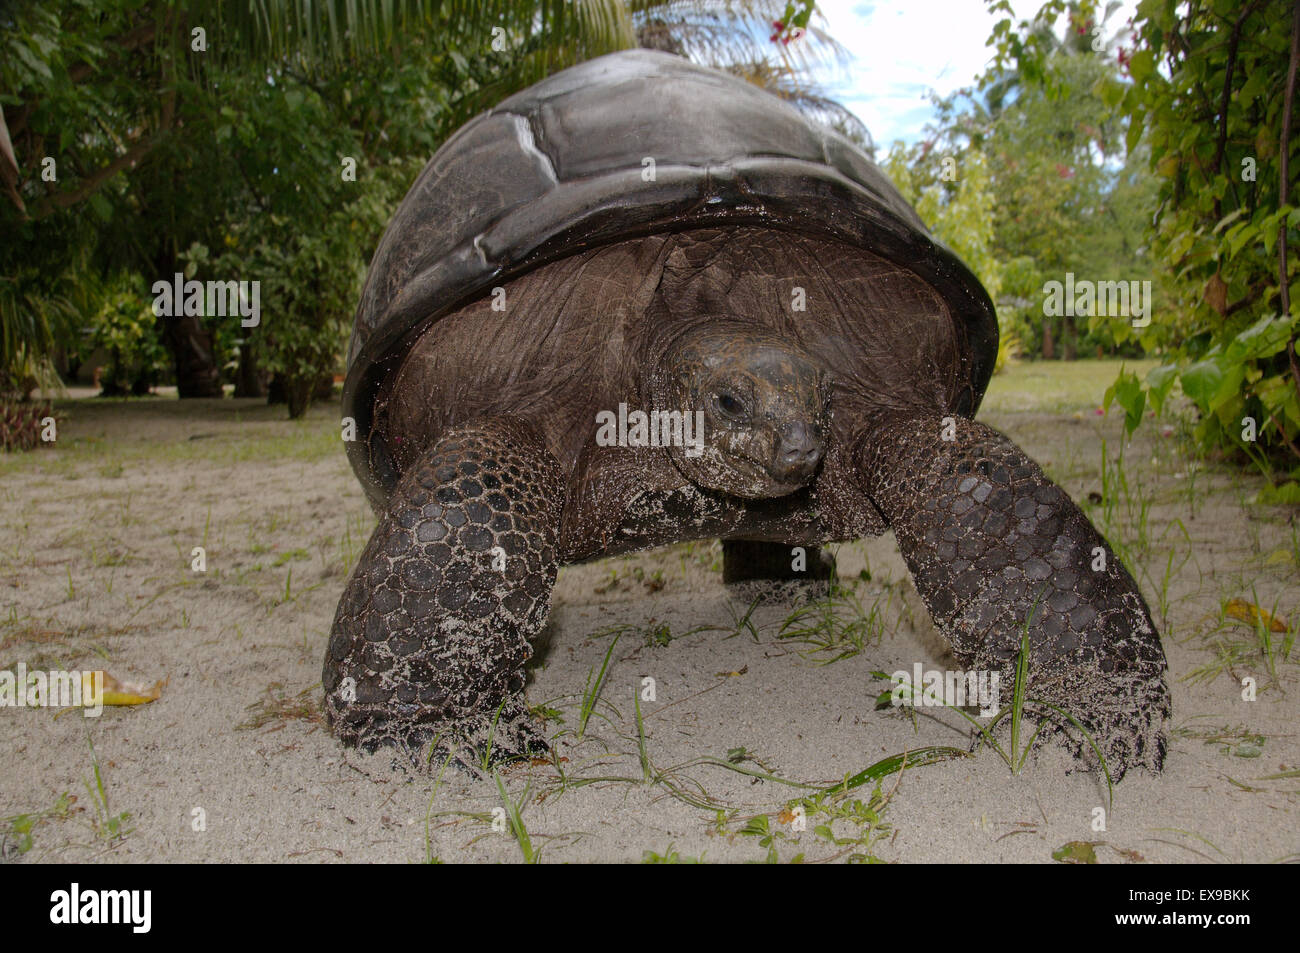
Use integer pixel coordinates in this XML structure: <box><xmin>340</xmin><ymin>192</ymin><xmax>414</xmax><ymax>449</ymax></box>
<box><xmin>0</xmin><ymin>364</ymin><xmax>1296</xmax><ymax>864</ymax></box>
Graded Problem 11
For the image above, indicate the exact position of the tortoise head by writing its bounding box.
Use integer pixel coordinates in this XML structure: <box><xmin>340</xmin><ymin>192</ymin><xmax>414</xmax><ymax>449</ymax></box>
<box><xmin>650</xmin><ymin>323</ymin><xmax>831</xmax><ymax>499</ymax></box>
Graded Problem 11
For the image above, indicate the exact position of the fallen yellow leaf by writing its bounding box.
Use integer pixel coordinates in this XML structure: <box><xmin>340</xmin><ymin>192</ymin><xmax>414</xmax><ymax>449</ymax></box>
<box><xmin>1223</xmin><ymin>599</ymin><xmax>1289</xmax><ymax>633</ymax></box>
<box><xmin>82</xmin><ymin>671</ymin><xmax>166</xmax><ymax>706</ymax></box>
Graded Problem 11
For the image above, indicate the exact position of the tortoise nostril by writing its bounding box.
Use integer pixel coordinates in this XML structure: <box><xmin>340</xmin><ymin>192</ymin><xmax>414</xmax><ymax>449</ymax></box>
<box><xmin>773</xmin><ymin>422</ymin><xmax>823</xmax><ymax>476</ymax></box>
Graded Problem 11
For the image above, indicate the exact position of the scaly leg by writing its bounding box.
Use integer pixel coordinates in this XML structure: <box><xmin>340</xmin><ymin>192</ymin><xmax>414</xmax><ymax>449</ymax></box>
<box><xmin>323</xmin><ymin>416</ymin><xmax>563</xmax><ymax>770</ymax></box>
<box><xmin>857</xmin><ymin>414</ymin><xmax>1170</xmax><ymax>778</ymax></box>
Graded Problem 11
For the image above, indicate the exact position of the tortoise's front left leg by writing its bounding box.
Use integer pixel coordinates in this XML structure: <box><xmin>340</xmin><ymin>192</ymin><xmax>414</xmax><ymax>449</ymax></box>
<box><xmin>323</xmin><ymin>416</ymin><xmax>563</xmax><ymax>770</ymax></box>
<box><xmin>855</xmin><ymin>414</ymin><xmax>1171</xmax><ymax>779</ymax></box>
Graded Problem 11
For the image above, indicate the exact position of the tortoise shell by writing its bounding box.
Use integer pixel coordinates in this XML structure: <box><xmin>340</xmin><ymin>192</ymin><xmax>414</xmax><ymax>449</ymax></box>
<box><xmin>343</xmin><ymin>49</ymin><xmax>997</xmax><ymax>505</ymax></box>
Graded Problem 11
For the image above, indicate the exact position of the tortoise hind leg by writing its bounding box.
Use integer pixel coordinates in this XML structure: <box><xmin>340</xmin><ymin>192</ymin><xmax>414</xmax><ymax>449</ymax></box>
<box><xmin>855</xmin><ymin>414</ymin><xmax>1170</xmax><ymax>779</ymax></box>
<box><xmin>722</xmin><ymin>540</ymin><xmax>836</xmax><ymax>605</ymax></box>
<box><xmin>323</xmin><ymin>416</ymin><xmax>563</xmax><ymax>770</ymax></box>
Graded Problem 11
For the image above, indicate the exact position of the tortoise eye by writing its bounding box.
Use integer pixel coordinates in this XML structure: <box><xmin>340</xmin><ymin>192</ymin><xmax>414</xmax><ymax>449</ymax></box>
<box><xmin>714</xmin><ymin>392</ymin><xmax>748</xmax><ymax>420</ymax></box>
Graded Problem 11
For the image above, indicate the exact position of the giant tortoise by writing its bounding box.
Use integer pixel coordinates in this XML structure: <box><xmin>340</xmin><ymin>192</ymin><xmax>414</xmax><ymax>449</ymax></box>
<box><xmin>323</xmin><ymin>50</ymin><xmax>1170</xmax><ymax>778</ymax></box>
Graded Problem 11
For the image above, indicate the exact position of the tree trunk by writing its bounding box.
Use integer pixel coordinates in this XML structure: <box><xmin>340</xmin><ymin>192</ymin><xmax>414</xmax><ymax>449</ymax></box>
<box><xmin>1041</xmin><ymin>318</ymin><xmax>1056</xmax><ymax>360</ymax></box>
<box><xmin>158</xmin><ymin>312</ymin><xmax>223</xmax><ymax>397</ymax></box>
<box><xmin>313</xmin><ymin>373</ymin><xmax>336</xmax><ymax>401</ymax></box>
<box><xmin>99</xmin><ymin>347</ymin><xmax>129</xmax><ymax>397</ymax></box>
<box><xmin>1061</xmin><ymin>315</ymin><xmax>1077</xmax><ymax>361</ymax></box>
<box><xmin>152</xmin><ymin>247</ymin><xmax>222</xmax><ymax>398</ymax></box>
<box><xmin>130</xmin><ymin>370</ymin><xmax>154</xmax><ymax>396</ymax></box>
<box><xmin>234</xmin><ymin>342</ymin><xmax>268</xmax><ymax>398</ymax></box>
<box><xmin>270</xmin><ymin>371</ymin><xmax>332</xmax><ymax>404</ymax></box>
<box><xmin>285</xmin><ymin>377</ymin><xmax>313</xmax><ymax>419</ymax></box>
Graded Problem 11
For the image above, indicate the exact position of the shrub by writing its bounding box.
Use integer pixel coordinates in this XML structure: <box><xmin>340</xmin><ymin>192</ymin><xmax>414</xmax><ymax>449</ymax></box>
<box><xmin>0</xmin><ymin>401</ymin><xmax>57</xmax><ymax>452</ymax></box>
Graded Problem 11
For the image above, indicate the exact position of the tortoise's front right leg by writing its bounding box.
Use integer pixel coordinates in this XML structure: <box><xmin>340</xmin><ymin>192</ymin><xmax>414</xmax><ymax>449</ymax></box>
<box><xmin>855</xmin><ymin>413</ymin><xmax>1170</xmax><ymax>779</ymax></box>
<box><xmin>323</xmin><ymin>416</ymin><xmax>563</xmax><ymax>770</ymax></box>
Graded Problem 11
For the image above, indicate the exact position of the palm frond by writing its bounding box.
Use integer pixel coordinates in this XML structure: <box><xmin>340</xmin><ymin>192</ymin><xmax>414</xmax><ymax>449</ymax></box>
<box><xmin>199</xmin><ymin>0</ymin><xmax>636</xmax><ymax>70</ymax></box>
<box><xmin>630</xmin><ymin>0</ymin><xmax>847</xmax><ymax>73</ymax></box>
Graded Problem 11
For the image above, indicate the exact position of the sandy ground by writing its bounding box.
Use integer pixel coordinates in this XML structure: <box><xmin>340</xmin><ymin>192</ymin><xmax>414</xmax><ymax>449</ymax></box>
<box><xmin>1</xmin><ymin>361</ymin><xmax>1297</xmax><ymax>864</ymax></box>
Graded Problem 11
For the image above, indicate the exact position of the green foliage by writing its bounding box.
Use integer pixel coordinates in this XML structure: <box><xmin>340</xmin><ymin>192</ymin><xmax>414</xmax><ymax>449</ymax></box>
<box><xmin>1104</xmin><ymin>365</ymin><xmax>1146</xmax><ymax>435</ymax></box>
<box><xmin>1</xmin><ymin>791</ymin><xmax>76</xmax><ymax>856</ymax></box>
<box><xmin>0</xmin><ymin>343</ymin><xmax>64</xmax><ymax>401</ymax></box>
<box><xmin>985</xmin><ymin>28</ymin><xmax>1165</xmax><ymax>359</ymax></box>
<box><xmin>192</xmin><ymin>0</ymin><xmax>635</xmax><ymax>72</ymax></box>
<box><xmin>85</xmin><ymin>281</ymin><xmax>168</xmax><ymax>396</ymax></box>
<box><xmin>1120</xmin><ymin>0</ymin><xmax>1298</xmax><ymax>476</ymax></box>
<box><xmin>887</xmin><ymin>2</ymin><xmax>1163</xmax><ymax>367</ymax></box>
<box><xmin>0</xmin><ymin>256</ymin><xmax>100</xmax><ymax>398</ymax></box>
<box><xmin>0</xmin><ymin>1</ymin><xmax>633</xmax><ymax>394</ymax></box>
<box><xmin>3</xmin><ymin>0</ymin><xmax>846</xmax><ymax>401</ymax></box>
<box><xmin>1149</xmin><ymin>314</ymin><xmax>1299</xmax><ymax>461</ymax></box>
<box><xmin>884</xmin><ymin>146</ymin><xmax>1003</xmax><ymax>300</ymax></box>
<box><xmin>188</xmin><ymin>192</ymin><xmax>380</xmax><ymax>418</ymax></box>
<box><xmin>987</xmin><ymin>0</ymin><xmax>1300</xmax><ymax>484</ymax></box>
<box><xmin>641</xmin><ymin>844</ymin><xmax>703</xmax><ymax>863</ymax></box>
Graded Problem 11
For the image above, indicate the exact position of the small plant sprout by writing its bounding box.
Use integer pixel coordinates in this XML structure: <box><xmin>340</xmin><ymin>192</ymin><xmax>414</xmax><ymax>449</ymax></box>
<box><xmin>577</xmin><ymin>634</ymin><xmax>619</xmax><ymax>741</ymax></box>
<box><xmin>878</xmin><ymin>599</ymin><xmax>1115</xmax><ymax>809</ymax></box>
<box><xmin>492</xmin><ymin>772</ymin><xmax>537</xmax><ymax>863</ymax></box>
<box><xmin>84</xmin><ymin>736</ymin><xmax>132</xmax><ymax>843</ymax></box>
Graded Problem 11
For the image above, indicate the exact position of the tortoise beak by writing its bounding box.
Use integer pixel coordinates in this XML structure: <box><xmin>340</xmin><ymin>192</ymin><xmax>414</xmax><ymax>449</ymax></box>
<box><xmin>766</xmin><ymin>420</ymin><xmax>823</xmax><ymax>485</ymax></box>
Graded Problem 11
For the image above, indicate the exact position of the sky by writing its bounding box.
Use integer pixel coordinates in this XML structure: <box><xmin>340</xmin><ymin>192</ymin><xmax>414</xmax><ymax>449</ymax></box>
<box><xmin>808</xmin><ymin>0</ymin><xmax>1137</xmax><ymax>149</ymax></box>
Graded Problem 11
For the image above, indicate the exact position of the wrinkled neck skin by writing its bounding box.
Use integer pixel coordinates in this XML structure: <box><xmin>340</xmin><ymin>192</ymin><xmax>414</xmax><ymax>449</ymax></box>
<box><xmin>643</xmin><ymin>317</ymin><xmax>831</xmax><ymax>500</ymax></box>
